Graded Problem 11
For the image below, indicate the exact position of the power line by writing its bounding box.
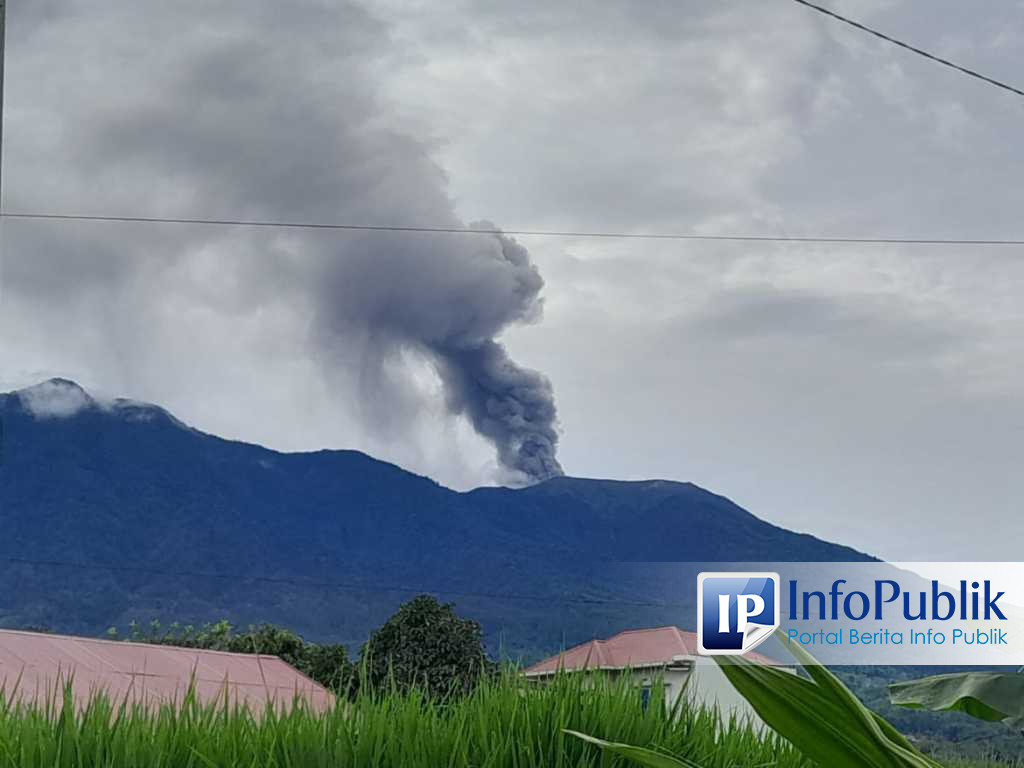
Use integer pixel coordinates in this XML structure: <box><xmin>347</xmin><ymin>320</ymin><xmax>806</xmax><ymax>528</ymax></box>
<box><xmin>791</xmin><ymin>0</ymin><xmax>1024</xmax><ymax>99</ymax></box>
<box><xmin>3</xmin><ymin>555</ymin><xmax>683</xmax><ymax>609</ymax></box>
<box><xmin>3</xmin><ymin>210</ymin><xmax>1024</xmax><ymax>246</ymax></box>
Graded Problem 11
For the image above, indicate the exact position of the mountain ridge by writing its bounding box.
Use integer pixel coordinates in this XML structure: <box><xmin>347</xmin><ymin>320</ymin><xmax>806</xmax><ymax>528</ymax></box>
<box><xmin>0</xmin><ymin>378</ymin><xmax>872</xmax><ymax>655</ymax></box>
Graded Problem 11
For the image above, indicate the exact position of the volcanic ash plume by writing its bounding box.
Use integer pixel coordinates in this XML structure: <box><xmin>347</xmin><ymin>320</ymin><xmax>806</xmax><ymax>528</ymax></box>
<box><xmin>319</xmin><ymin>225</ymin><xmax>563</xmax><ymax>484</ymax></box>
<box><xmin>436</xmin><ymin>339</ymin><xmax>562</xmax><ymax>483</ymax></box>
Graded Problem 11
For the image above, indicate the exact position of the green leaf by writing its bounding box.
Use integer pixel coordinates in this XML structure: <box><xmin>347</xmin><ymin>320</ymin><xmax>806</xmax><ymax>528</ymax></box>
<box><xmin>889</xmin><ymin>671</ymin><xmax>1024</xmax><ymax>732</ymax></box>
<box><xmin>564</xmin><ymin>730</ymin><xmax>701</xmax><ymax>768</ymax></box>
<box><xmin>784</xmin><ymin>632</ymin><xmax>921</xmax><ymax>755</ymax></box>
<box><xmin>714</xmin><ymin>630</ymin><xmax>941</xmax><ymax>768</ymax></box>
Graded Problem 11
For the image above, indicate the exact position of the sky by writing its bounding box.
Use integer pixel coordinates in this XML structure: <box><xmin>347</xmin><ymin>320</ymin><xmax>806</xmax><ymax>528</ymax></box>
<box><xmin>2</xmin><ymin>0</ymin><xmax>1023</xmax><ymax>560</ymax></box>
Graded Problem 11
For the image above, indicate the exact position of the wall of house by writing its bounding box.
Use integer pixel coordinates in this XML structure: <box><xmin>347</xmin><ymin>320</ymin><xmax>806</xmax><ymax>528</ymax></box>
<box><xmin>629</xmin><ymin>667</ymin><xmax>690</xmax><ymax>714</ymax></box>
<box><xmin>683</xmin><ymin>658</ymin><xmax>770</xmax><ymax>729</ymax></box>
<box><xmin>527</xmin><ymin>660</ymin><xmax>780</xmax><ymax>730</ymax></box>
<box><xmin>628</xmin><ymin>660</ymin><xmax>771</xmax><ymax>729</ymax></box>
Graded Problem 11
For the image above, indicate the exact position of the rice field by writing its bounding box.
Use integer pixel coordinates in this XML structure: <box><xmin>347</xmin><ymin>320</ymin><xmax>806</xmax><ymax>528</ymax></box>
<box><xmin>0</xmin><ymin>671</ymin><xmax>1014</xmax><ymax>767</ymax></box>
<box><xmin>0</xmin><ymin>671</ymin><xmax>809</xmax><ymax>768</ymax></box>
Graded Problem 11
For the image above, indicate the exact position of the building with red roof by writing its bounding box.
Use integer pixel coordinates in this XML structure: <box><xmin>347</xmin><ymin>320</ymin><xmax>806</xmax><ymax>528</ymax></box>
<box><xmin>523</xmin><ymin>626</ymin><xmax>790</xmax><ymax>723</ymax></box>
<box><xmin>0</xmin><ymin>629</ymin><xmax>334</xmax><ymax>714</ymax></box>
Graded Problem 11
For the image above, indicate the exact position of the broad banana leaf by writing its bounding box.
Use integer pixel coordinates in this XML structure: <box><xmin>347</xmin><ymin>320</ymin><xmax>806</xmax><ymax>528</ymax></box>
<box><xmin>890</xmin><ymin>671</ymin><xmax>1024</xmax><ymax>733</ymax></box>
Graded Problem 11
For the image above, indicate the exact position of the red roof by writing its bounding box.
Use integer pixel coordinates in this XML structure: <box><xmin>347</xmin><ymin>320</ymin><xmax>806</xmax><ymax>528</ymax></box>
<box><xmin>523</xmin><ymin>626</ymin><xmax>785</xmax><ymax>675</ymax></box>
<box><xmin>0</xmin><ymin>629</ymin><xmax>334</xmax><ymax>713</ymax></box>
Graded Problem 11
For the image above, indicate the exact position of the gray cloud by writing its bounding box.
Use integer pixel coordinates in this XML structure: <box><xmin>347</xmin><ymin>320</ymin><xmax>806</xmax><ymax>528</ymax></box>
<box><xmin>688</xmin><ymin>288</ymin><xmax>966</xmax><ymax>360</ymax></box>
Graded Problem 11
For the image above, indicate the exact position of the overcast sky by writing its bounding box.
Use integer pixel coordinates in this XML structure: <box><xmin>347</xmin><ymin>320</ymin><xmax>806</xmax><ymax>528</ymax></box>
<box><xmin>2</xmin><ymin>0</ymin><xmax>1022</xmax><ymax>560</ymax></box>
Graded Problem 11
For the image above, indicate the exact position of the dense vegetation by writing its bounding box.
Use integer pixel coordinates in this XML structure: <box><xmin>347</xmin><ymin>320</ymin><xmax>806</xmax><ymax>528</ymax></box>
<box><xmin>109</xmin><ymin>595</ymin><xmax>493</xmax><ymax>698</ymax></box>
<box><xmin>0</xmin><ymin>670</ymin><xmax>1017</xmax><ymax>768</ymax></box>
<box><xmin>0</xmin><ymin>672</ymin><xmax>813</xmax><ymax>768</ymax></box>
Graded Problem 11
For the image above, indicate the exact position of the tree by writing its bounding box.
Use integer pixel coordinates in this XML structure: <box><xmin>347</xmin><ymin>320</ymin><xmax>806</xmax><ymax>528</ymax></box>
<box><xmin>362</xmin><ymin>594</ymin><xmax>492</xmax><ymax>698</ymax></box>
<box><xmin>108</xmin><ymin>619</ymin><xmax>352</xmax><ymax>693</ymax></box>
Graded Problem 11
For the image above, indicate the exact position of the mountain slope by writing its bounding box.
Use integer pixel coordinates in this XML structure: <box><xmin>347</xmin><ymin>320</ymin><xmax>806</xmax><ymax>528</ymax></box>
<box><xmin>0</xmin><ymin>379</ymin><xmax>871</xmax><ymax>654</ymax></box>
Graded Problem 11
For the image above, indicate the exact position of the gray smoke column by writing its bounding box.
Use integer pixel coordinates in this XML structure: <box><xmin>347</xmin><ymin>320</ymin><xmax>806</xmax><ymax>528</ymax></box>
<box><xmin>435</xmin><ymin>340</ymin><xmax>561</xmax><ymax>483</ymax></box>
<box><xmin>316</xmin><ymin>223</ymin><xmax>563</xmax><ymax>484</ymax></box>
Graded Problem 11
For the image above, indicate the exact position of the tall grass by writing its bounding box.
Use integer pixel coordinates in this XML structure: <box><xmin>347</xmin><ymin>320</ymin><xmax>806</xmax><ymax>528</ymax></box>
<box><xmin>0</xmin><ymin>670</ymin><xmax>810</xmax><ymax>768</ymax></box>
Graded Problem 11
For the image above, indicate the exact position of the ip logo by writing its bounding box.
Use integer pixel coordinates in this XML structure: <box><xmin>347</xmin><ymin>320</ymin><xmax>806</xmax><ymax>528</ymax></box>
<box><xmin>698</xmin><ymin>572</ymin><xmax>780</xmax><ymax>655</ymax></box>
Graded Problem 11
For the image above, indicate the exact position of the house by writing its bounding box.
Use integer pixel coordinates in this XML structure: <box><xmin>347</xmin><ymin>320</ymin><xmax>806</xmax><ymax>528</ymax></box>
<box><xmin>0</xmin><ymin>628</ymin><xmax>334</xmax><ymax>713</ymax></box>
<box><xmin>522</xmin><ymin>626</ymin><xmax>790</xmax><ymax>724</ymax></box>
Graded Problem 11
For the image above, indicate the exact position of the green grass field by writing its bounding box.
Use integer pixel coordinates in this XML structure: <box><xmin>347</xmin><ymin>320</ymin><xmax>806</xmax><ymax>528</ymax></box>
<box><xmin>0</xmin><ymin>672</ymin><xmax>1015</xmax><ymax>768</ymax></box>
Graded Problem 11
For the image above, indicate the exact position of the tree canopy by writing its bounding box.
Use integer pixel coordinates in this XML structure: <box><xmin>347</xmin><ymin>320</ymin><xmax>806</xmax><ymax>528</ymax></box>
<box><xmin>362</xmin><ymin>594</ymin><xmax>493</xmax><ymax>698</ymax></box>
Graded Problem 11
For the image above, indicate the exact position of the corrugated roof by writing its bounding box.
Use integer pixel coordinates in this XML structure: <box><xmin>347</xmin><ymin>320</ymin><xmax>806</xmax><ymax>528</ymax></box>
<box><xmin>522</xmin><ymin>626</ymin><xmax>784</xmax><ymax>675</ymax></box>
<box><xmin>0</xmin><ymin>629</ymin><xmax>334</xmax><ymax>713</ymax></box>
